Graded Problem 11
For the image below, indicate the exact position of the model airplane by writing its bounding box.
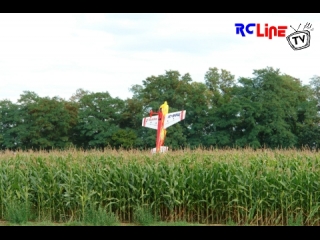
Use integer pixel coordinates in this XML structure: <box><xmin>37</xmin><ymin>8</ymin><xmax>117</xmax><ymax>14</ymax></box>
<box><xmin>141</xmin><ymin>101</ymin><xmax>186</xmax><ymax>153</ymax></box>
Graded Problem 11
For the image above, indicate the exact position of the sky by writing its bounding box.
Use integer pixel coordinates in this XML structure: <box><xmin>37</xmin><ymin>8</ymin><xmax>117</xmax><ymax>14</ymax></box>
<box><xmin>0</xmin><ymin>13</ymin><xmax>319</xmax><ymax>103</ymax></box>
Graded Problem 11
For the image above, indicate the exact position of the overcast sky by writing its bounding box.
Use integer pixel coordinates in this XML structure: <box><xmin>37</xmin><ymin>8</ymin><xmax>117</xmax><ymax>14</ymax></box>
<box><xmin>0</xmin><ymin>13</ymin><xmax>319</xmax><ymax>103</ymax></box>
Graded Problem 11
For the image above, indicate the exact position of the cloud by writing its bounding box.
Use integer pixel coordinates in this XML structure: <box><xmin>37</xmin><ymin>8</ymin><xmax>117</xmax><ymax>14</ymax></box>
<box><xmin>0</xmin><ymin>13</ymin><xmax>319</xmax><ymax>103</ymax></box>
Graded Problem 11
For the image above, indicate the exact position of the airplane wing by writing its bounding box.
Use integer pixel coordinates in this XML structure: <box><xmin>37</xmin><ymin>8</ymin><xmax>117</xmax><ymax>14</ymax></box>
<box><xmin>164</xmin><ymin>110</ymin><xmax>186</xmax><ymax>129</ymax></box>
<box><xmin>142</xmin><ymin>116</ymin><xmax>158</xmax><ymax>130</ymax></box>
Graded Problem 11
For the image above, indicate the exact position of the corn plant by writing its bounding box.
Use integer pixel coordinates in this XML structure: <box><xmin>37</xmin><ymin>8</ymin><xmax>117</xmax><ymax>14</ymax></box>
<box><xmin>1</xmin><ymin>148</ymin><xmax>320</xmax><ymax>225</ymax></box>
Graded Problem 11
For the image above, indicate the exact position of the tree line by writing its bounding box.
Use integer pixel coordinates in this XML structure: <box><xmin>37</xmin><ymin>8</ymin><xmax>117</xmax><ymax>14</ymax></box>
<box><xmin>1</xmin><ymin>66</ymin><xmax>320</xmax><ymax>151</ymax></box>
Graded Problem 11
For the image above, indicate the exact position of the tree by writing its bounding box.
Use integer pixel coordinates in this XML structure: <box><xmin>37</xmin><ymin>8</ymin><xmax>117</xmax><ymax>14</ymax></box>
<box><xmin>0</xmin><ymin>99</ymin><xmax>25</xmax><ymax>150</ymax></box>
<box><xmin>247</xmin><ymin>69</ymin><xmax>305</xmax><ymax>148</ymax></box>
<box><xmin>74</xmin><ymin>91</ymin><xmax>124</xmax><ymax>149</ymax></box>
<box><xmin>212</xmin><ymin>67</ymin><xmax>319</xmax><ymax>149</ymax></box>
<box><xmin>110</xmin><ymin>128</ymin><xmax>137</xmax><ymax>149</ymax></box>
<box><xmin>309</xmin><ymin>75</ymin><xmax>320</xmax><ymax>111</ymax></box>
<box><xmin>17</xmin><ymin>92</ymin><xmax>78</xmax><ymax>150</ymax></box>
<box><xmin>69</xmin><ymin>88</ymin><xmax>91</xmax><ymax>103</ymax></box>
<box><xmin>183</xmin><ymin>81</ymin><xmax>212</xmax><ymax>148</ymax></box>
<box><xmin>205</xmin><ymin>67</ymin><xmax>236</xmax><ymax>107</ymax></box>
<box><xmin>203</xmin><ymin>68</ymin><xmax>238</xmax><ymax>148</ymax></box>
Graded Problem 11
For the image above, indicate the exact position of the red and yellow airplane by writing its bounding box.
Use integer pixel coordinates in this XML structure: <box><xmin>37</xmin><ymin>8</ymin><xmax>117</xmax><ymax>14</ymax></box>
<box><xmin>141</xmin><ymin>101</ymin><xmax>186</xmax><ymax>153</ymax></box>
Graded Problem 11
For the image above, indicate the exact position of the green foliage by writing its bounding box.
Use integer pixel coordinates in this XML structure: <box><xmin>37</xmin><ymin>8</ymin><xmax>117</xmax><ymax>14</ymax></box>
<box><xmin>226</xmin><ymin>218</ymin><xmax>237</xmax><ymax>226</ymax></box>
<box><xmin>64</xmin><ymin>221</ymin><xmax>85</xmax><ymax>226</ymax></box>
<box><xmin>207</xmin><ymin>67</ymin><xmax>319</xmax><ymax>149</ymax></box>
<box><xmin>83</xmin><ymin>204</ymin><xmax>119</xmax><ymax>226</ymax></box>
<box><xmin>133</xmin><ymin>206</ymin><xmax>158</xmax><ymax>226</ymax></box>
<box><xmin>205</xmin><ymin>67</ymin><xmax>236</xmax><ymax>106</ymax></box>
<box><xmin>309</xmin><ymin>75</ymin><xmax>320</xmax><ymax>108</ymax></box>
<box><xmin>22</xmin><ymin>96</ymin><xmax>77</xmax><ymax>150</ymax></box>
<box><xmin>1</xmin><ymin>149</ymin><xmax>320</xmax><ymax>225</ymax></box>
<box><xmin>111</xmin><ymin>128</ymin><xmax>137</xmax><ymax>149</ymax></box>
<box><xmin>152</xmin><ymin>221</ymin><xmax>200</xmax><ymax>226</ymax></box>
<box><xmin>288</xmin><ymin>213</ymin><xmax>304</xmax><ymax>226</ymax></box>
<box><xmin>0</xmin><ymin>92</ymin><xmax>78</xmax><ymax>150</ymax></box>
<box><xmin>74</xmin><ymin>91</ymin><xmax>125</xmax><ymax>149</ymax></box>
<box><xmin>131</xmin><ymin>70</ymin><xmax>192</xmax><ymax>111</ymax></box>
<box><xmin>0</xmin><ymin>100</ymin><xmax>25</xmax><ymax>150</ymax></box>
<box><xmin>4</xmin><ymin>200</ymin><xmax>34</xmax><ymax>224</ymax></box>
<box><xmin>0</xmin><ymin>67</ymin><xmax>320</xmax><ymax>150</ymax></box>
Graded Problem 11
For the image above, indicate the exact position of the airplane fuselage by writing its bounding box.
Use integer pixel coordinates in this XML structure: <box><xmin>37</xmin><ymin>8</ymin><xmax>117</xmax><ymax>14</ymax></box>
<box><xmin>141</xmin><ymin>101</ymin><xmax>186</xmax><ymax>153</ymax></box>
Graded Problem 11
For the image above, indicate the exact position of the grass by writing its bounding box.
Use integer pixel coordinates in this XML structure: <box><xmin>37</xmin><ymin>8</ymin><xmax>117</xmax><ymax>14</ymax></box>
<box><xmin>83</xmin><ymin>204</ymin><xmax>120</xmax><ymax>226</ymax></box>
<box><xmin>4</xmin><ymin>200</ymin><xmax>35</xmax><ymax>224</ymax></box>
<box><xmin>133</xmin><ymin>206</ymin><xmax>158</xmax><ymax>226</ymax></box>
<box><xmin>0</xmin><ymin>220</ymin><xmax>220</xmax><ymax>226</ymax></box>
<box><xmin>151</xmin><ymin>221</ymin><xmax>202</xmax><ymax>226</ymax></box>
<box><xmin>287</xmin><ymin>213</ymin><xmax>304</xmax><ymax>226</ymax></box>
<box><xmin>226</xmin><ymin>218</ymin><xmax>237</xmax><ymax>226</ymax></box>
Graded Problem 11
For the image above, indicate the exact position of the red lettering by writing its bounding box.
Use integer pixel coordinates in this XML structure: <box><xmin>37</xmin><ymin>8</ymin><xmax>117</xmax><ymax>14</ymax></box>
<box><xmin>265</xmin><ymin>24</ymin><xmax>268</xmax><ymax>38</ymax></box>
<box><xmin>277</xmin><ymin>26</ymin><xmax>287</xmax><ymax>37</ymax></box>
<box><xmin>268</xmin><ymin>26</ymin><xmax>277</xmax><ymax>39</ymax></box>
<box><xmin>256</xmin><ymin>24</ymin><xmax>264</xmax><ymax>37</ymax></box>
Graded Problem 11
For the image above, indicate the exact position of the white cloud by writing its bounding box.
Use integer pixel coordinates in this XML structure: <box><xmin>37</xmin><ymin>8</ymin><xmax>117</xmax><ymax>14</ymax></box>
<box><xmin>0</xmin><ymin>13</ymin><xmax>319</xmax><ymax>103</ymax></box>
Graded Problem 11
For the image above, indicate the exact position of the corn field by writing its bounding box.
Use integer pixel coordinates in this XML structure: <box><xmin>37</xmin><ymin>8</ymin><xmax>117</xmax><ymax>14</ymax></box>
<box><xmin>1</xmin><ymin>148</ymin><xmax>320</xmax><ymax>225</ymax></box>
